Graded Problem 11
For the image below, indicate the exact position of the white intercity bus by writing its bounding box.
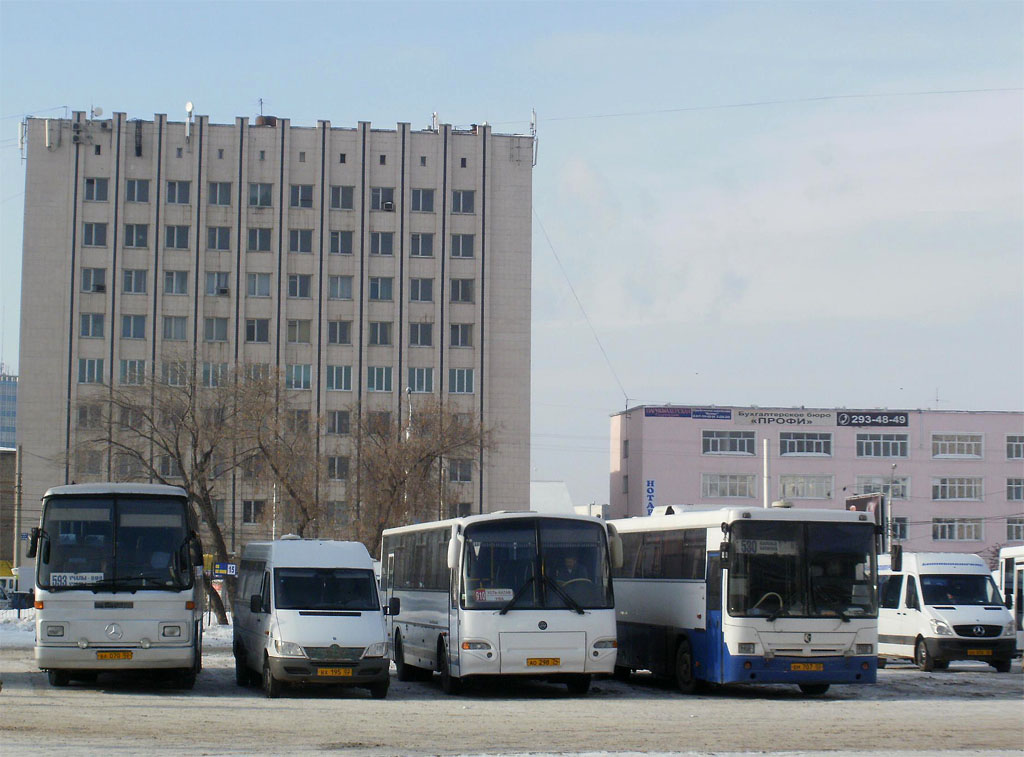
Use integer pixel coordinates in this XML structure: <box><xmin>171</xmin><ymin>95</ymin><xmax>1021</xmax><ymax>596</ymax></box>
<box><xmin>28</xmin><ymin>483</ymin><xmax>205</xmax><ymax>688</ymax></box>
<box><xmin>381</xmin><ymin>512</ymin><xmax>622</xmax><ymax>694</ymax></box>
<box><xmin>610</xmin><ymin>505</ymin><xmax>879</xmax><ymax>695</ymax></box>
<box><xmin>997</xmin><ymin>545</ymin><xmax>1024</xmax><ymax>654</ymax></box>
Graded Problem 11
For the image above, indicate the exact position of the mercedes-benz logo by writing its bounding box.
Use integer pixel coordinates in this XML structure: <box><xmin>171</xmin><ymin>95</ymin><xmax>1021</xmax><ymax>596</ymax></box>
<box><xmin>105</xmin><ymin>623</ymin><xmax>123</xmax><ymax>641</ymax></box>
<box><xmin>973</xmin><ymin>625</ymin><xmax>985</xmax><ymax>637</ymax></box>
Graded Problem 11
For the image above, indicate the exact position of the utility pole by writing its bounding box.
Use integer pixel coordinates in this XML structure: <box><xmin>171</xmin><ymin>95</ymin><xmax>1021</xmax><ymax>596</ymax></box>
<box><xmin>13</xmin><ymin>445</ymin><xmax>23</xmax><ymax>570</ymax></box>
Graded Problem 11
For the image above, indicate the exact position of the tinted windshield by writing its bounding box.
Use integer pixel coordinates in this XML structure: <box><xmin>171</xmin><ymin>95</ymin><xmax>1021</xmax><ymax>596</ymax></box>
<box><xmin>37</xmin><ymin>496</ymin><xmax>191</xmax><ymax>591</ymax></box>
<box><xmin>274</xmin><ymin>568</ymin><xmax>379</xmax><ymax>611</ymax></box>
<box><xmin>920</xmin><ymin>574</ymin><xmax>1002</xmax><ymax>606</ymax></box>
<box><xmin>462</xmin><ymin>518</ymin><xmax>613</xmax><ymax>611</ymax></box>
<box><xmin>728</xmin><ymin>521</ymin><xmax>877</xmax><ymax>619</ymax></box>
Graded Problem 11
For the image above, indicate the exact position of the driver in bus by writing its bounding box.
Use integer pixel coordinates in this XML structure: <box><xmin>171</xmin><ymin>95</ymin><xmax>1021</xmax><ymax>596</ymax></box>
<box><xmin>554</xmin><ymin>554</ymin><xmax>587</xmax><ymax>584</ymax></box>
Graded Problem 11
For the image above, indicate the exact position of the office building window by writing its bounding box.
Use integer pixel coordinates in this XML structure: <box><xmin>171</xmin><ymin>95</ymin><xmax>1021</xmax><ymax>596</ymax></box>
<box><xmin>328</xmin><ymin>275</ymin><xmax>352</xmax><ymax>300</ymax></box>
<box><xmin>327</xmin><ymin>320</ymin><xmax>352</xmax><ymax>345</ymax></box>
<box><xmin>77</xmin><ymin>450</ymin><xmax>103</xmax><ymax>475</ymax></box>
<box><xmin>208</xmin><ymin>226</ymin><xmax>231</xmax><ymax>251</ymax></box>
<box><xmin>126</xmin><ymin>179</ymin><xmax>149</xmax><ymax>203</ymax></box>
<box><xmin>162</xmin><ymin>362</ymin><xmax>185</xmax><ymax>387</ymax></box>
<box><xmin>450</xmin><ymin>323</ymin><xmax>473</xmax><ymax>348</ymax></box>
<box><xmin>289</xmin><ymin>228</ymin><xmax>313</xmax><ymax>253</ymax></box>
<box><xmin>410</xmin><ymin>278</ymin><xmax>433</xmax><ymax>303</ymax></box>
<box><xmin>409</xmin><ymin>322</ymin><xmax>432</xmax><ymax>347</ymax></box>
<box><xmin>121</xmin><ymin>314</ymin><xmax>146</xmax><ymax>339</ymax></box>
<box><xmin>290</xmin><ymin>184</ymin><xmax>313</xmax><ymax>208</ymax></box>
<box><xmin>208</xmin><ymin>181</ymin><xmax>231</xmax><ymax>206</ymax></box>
<box><xmin>369</xmin><ymin>277</ymin><xmax>393</xmax><ymax>301</ymax></box>
<box><xmin>779</xmin><ymin>474</ymin><xmax>833</xmax><ymax>499</ymax></box>
<box><xmin>205</xmin><ymin>271</ymin><xmax>230</xmax><ymax>296</ymax></box>
<box><xmin>449</xmin><ymin>459</ymin><xmax>472</xmax><ymax>483</ymax></box>
<box><xmin>246</xmin><ymin>272</ymin><xmax>271</xmax><ymax>297</ymax></box>
<box><xmin>701</xmin><ymin>473</ymin><xmax>756</xmax><ymax>499</ymax></box>
<box><xmin>326</xmin><ymin>365</ymin><xmax>352</xmax><ymax>391</ymax></box>
<box><xmin>1008</xmin><ymin>478</ymin><xmax>1024</xmax><ymax>501</ymax></box>
<box><xmin>702</xmin><ymin>430</ymin><xmax>755</xmax><ymax>455</ymax></box>
<box><xmin>78</xmin><ymin>358</ymin><xmax>104</xmax><ymax>384</ymax></box>
<box><xmin>932</xmin><ymin>433</ymin><xmax>983</xmax><ymax>458</ymax></box>
<box><xmin>328</xmin><ymin>456</ymin><xmax>349</xmax><ymax>481</ymax></box>
<box><xmin>330</xmin><ymin>230</ymin><xmax>353</xmax><ymax>255</ymax></box>
<box><xmin>1007</xmin><ymin>435</ymin><xmax>1024</xmax><ymax>459</ymax></box>
<box><xmin>245</xmin><ymin>318</ymin><xmax>269</xmax><ymax>343</ymax></box>
<box><xmin>330</xmin><ymin>185</ymin><xmax>354</xmax><ymax>210</ymax></box>
<box><xmin>122</xmin><ymin>269</ymin><xmax>147</xmax><ymax>294</ymax></box>
<box><xmin>84</xmin><ymin>177</ymin><xmax>109</xmax><ymax>202</ymax></box>
<box><xmin>249</xmin><ymin>182</ymin><xmax>273</xmax><ymax>207</ymax></box>
<box><xmin>370</xmin><ymin>232</ymin><xmax>394</xmax><ymax>256</ymax></box>
<box><xmin>451</xmin><ymin>233</ymin><xmax>474</xmax><ymax>258</ymax></box>
<box><xmin>327</xmin><ymin>410</ymin><xmax>350</xmax><ymax>435</ymax></box>
<box><xmin>165</xmin><ymin>225</ymin><xmax>190</xmax><ymax>249</ymax></box>
<box><xmin>285</xmin><ymin>364</ymin><xmax>311</xmax><ymax>390</ymax></box>
<box><xmin>167</xmin><ymin>180</ymin><xmax>190</xmax><ymax>204</ymax></box>
<box><xmin>242</xmin><ymin>499</ymin><xmax>265</xmax><ymax>524</ymax></box>
<box><xmin>452</xmin><ymin>189</ymin><xmax>474</xmax><ymax>214</ymax></box>
<box><xmin>369</xmin><ymin>321</ymin><xmax>392</xmax><ymax>346</ymax></box>
<box><xmin>411</xmin><ymin>233</ymin><xmax>433</xmax><ymax>257</ymax></box>
<box><xmin>82</xmin><ymin>267</ymin><xmax>106</xmax><ymax>293</ymax></box>
<box><xmin>891</xmin><ymin>517</ymin><xmax>909</xmax><ymax>541</ymax></box>
<box><xmin>450</xmin><ymin>278</ymin><xmax>474</xmax><ymax>303</ymax></box>
<box><xmin>288</xmin><ymin>274</ymin><xmax>312</xmax><ymax>298</ymax></box>
<box><xmin>449</xmin><ymin>368</ymin><xmax>474</xmax><ymax>394</ymax></box>
<box><xmin>80</xmin><ymin>313</ymin><xmax>104</xmax><ymax>338</ymax></box>
<box><xmin>779</xmin><ymin>432</ymin><xmax>832</xmax><ymax>456</ymax></box>
<box><xmin>367</xmin><ymin>366</ymin><xmax>392</xmax><ymax>392</ymax></box>
<box><xmin>204</xmin><ymin>317</ymin><xmax>228</xmax><ymax>342</ymax></box>
<box><xmin>1008</xmin><ymin>517</ymin><xmax>1024</xmax><ymax>542</ymax></box>
<box><xmin>932</xmin><ymin>518</ymin><xmax>982</xmax><ymax>541</ymax></box>
<box><xmin>370</xmin><ymin>187</ymin><xmax>394</xmax><ymax>210</ymax></box>
<box><xmin>856</xmin><ymin>433</ymin><xmax>908</xmax><ymax>458</ymax></box>
<box><xmin>408</xmin><ymin>367</ymin><xmax>433</xmax><ymax>393</ymax></box>
<box><xmin>411</xmin><ymin>188</ymin><xmax>434</xmax><ymax>212</ymax></box>
<box><xmin>287</xmin><ymin>319</ymin><xmax>311</xmax><ymax>344</ymax></box>
<box><xmin>202</xmin><ymin>362</ymin><xmax>228</xmax><ymax>387</ymax></box>
<box><xmin>163</xmin><ymin>315</ymin><xmax>188</xmax><ymax>341</ymax></box>
<box><xmin>119</xmin><ymin>359</ymin><xmax>145</xmax><ymax>386</ymax></box>
<box><xmin>84</xmin><ymin>222</ymin><xmax>107</xmax><ymax>247</ymax></box>
<box><xmin>855</xmin><ymin>475</ymin><xmax>909</xmax><ymax>500</ymax></box>
<box><xmin>77</xmin><ymin>403</ymin><xmax>103</xmax><ymax>429</ymax></box>
<box><xmin>248</xmin><ymin>227</ymin><xmax>271</xmax><ymax>252</ymax></box>
<box><xmin>932</xmin><ymin>477</ymin><xmax>983</xmax><ymax>501</ymax></box>
<box><xmin>124</xmin><ymin>223</ymin><xmax>148</xmax><ymax>248</ymax></box>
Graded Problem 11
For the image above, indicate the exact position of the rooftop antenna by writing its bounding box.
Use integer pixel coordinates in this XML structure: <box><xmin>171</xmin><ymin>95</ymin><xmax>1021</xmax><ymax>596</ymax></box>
<box><xmin>530</xmin><ymin>108</ymin><xmax>538</xmax><ymax>166</ymax></box>
<box><xmin>90</xmin><ymin>105</ymin><xmax>103</xmax><ymax>120</ymax></box>
<box><xmin>185</xmin><ymin>101</ymin><xmax>194</xmax><ymax>142</ymax></box>
<box><xmin>259</xmin><ymin>98</ymin><xmax>264</xmax><ymax>116</ymax></box>
<box><xmin>432</xmin><ymin>111</ymin><xmax>438</xmax><ymax>132</ymax></box>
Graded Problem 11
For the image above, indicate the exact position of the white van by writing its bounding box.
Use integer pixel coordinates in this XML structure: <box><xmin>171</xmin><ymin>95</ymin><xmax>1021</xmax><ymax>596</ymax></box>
<box><xmin>232</xmin><ymin>538</ymin><xmax>398</xmax><ymax>698</ymax></box>
<box><xmin>878</xmin><ymin>551</ymin><xmax>1015</xmax><ymax>672</ymax></box>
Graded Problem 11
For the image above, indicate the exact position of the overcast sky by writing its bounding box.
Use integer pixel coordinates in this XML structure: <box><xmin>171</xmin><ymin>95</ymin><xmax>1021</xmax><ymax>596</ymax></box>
<box><xmin>2</xmin><ymin>1</ymin><xmax>1021</xmax><ymax>506</ymax></box>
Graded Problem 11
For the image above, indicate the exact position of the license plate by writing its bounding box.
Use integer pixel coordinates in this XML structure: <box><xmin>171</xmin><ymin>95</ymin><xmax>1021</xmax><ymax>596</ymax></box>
<box><xmin>526</xmin><ymin>657</ymin><xmax>560</xmax><ymax>667</ymax></box>
<box><xmin>96</xmin><ymin>651</ymin><xmax>132</xmax><ymax>661</ymax></box>
<box><xmin>317</xmin><ymin>667</ymin><xmax>353</xmax><ymax>677</ymax></box>
<box><xmin>967</xmin><ymin>649</ymin><xmax>992</xmax><ymax>656</ymax></box>
<box><xmin>790</xmin><ymin>662</ymin><xmax>823</xmax><ymax>671</ymax></box>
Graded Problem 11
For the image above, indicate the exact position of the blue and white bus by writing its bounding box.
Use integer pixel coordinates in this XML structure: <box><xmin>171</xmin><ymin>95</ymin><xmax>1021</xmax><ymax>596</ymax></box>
<box><xmin>28</xmin><ymin>483</ymin><xmax>205</xmax><ymax>688</ymax></box>
<box><xmin>610</xmin><ymin>505</ymin><xmax>878</xmax><ymax>695</ymax></box>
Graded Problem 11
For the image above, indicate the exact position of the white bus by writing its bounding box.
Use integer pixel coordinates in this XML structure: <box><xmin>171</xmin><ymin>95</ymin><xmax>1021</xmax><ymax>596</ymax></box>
<box><xmin>997</xmin><ymin>545</ymin><xmax>1024</xmax><ymax>653</ymax></box>
<box><xmin>381</xmin><ymin>512</ymin><xmax>621</xmax><ymax>695</ymax></box>
<box><xmin>28</xmin><ymin>483</ymin><xmax>205</xmax><ymax>688</ymax></box>
<box><xmin>610</xmin><ymin>505</ymin><xmax>879</xmax><ymax>696</ymax></box>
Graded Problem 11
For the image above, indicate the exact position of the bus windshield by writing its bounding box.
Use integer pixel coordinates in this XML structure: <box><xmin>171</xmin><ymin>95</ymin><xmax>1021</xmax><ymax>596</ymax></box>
<box><xmin>462</xmin><ymin>518</ymin><xmax>613</xmax><ymax>611</ymax></box>
<box><xmin>37</xmin><ymin>496</ymin><xmax>191</xmax><ymax>591</ymax></box>
<box><xmin>274</xmin><ymin>568</ymin><xmax>380</xmax><ymax>611</ymax></box>
<box><xmin>920</xmin><ymin>574</ymin><xmax>1002</xmax><ymax>606</ymax></box>
<box><xmin>727</xmin><ymin>521</ymin><xmax>877</xmax><ymax>620</ymax></box>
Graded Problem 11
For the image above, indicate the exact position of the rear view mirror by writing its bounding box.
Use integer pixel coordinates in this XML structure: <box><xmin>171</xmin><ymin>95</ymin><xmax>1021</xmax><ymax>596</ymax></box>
<box><xmin>1005</xmin><ymin>591</ymin><xmax>1013</xmax><ymax>610</ymax></box>
<box><xmin>250</xmin><ymin>594</ymin><xmax>263</xmax><ymax>614</ymax></box>
<box><xmin>26</xmin><ymin>527</ymin><xmax>40</xmax><ymax>559</ymax></box>
<box><xmin>386</xmin><ymin>597</ymin><xmax>401</xmax><ymax>616</ymax></box>
<box><xmin>890</xmin><ymin>544</ymin><xmax>903</xmax><ymax>573</ymax></box>
<box><xmin>609</xmin><ymin>534</ymin><xmax>623</xmax><ymax>570</ymax></box>
<box><xmin>446</xmin><ymin>537</ymin><xmax>460</xmax><ymax>571</ymax></box>
<box><xmin>720</xmin><ymin>542</ymin><xmax>730</xmax><ymax>562</ymax></box>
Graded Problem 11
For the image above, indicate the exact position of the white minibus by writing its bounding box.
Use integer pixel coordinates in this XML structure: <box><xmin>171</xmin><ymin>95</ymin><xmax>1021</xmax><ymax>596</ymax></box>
<box><xmin>233</xmin><ymin>538</ymin><xmax>394</xmax><ymax>698</ymax></box>
<box><xmin>28</xmin><ymin>483</ymin><xmax>205</xmax><ymax>688</ymax></box>
<box><xmin>381</xmin><ymin>512</ymin><xmax>621</xmax><ymax>695</ymax></box>
<box><xmin>878</xmin><ymin>551</ymin><xmax>1015</xmax><ymax>671</ymax></box>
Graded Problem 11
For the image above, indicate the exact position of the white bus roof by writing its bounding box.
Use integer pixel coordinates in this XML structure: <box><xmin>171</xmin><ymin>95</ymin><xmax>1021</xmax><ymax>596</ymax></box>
<box><xmin>879</xmin><ymin>552</ymin><xmax>988</xmax><ymax>574</ymax></box>
<box><xmin>610</xmin><ymin>506</ymin><xmax>873</xmax><ymax>533</ymax></box>
<box><xmin>241</xmin><ymin>539</ymin><xmax>374</xmax><ymax>569</ymax></box>
<box><xmin>382</xmin><ymin>510</ymin><xmax>608</xmax><ymax>538</ymax></box>
<box><xmin>43</xmin><ymin>483</ymin><xmax>189</xmax><ymax>500</ymax></box>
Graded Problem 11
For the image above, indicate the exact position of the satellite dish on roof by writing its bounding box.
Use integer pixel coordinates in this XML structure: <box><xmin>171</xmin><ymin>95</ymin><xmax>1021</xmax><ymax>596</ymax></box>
<box><xmin>185</xmin><ymin>101</ymin><xmax>194</xmax><ymax>115</ymax></box>
<box><xmin>92</xmin><ymin>106</ymin><xmax>103</xmax><ymax>117</ymax></box>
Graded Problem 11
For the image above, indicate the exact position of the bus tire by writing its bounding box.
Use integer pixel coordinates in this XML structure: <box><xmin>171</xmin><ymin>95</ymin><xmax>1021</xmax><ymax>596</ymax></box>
<box><xmin>566</xmin><ymin>674</ymin><xmax>591</xmax><ymax>695</ymax></box>
<box><xmin>176</xmin><ymin>668</ymin><xmax>197</xmax><ymax>690</ymax></box>
<box><xmin>674</xmin><ymin>639</ymin><xmax>697</xmax><ymax>695</ymax></box>
<box><xmin>47</xmin><ymin>669</ymin><xmax>70</xmax><ymax>687</ymax></box>
<box><xmin>369</xmin><ymin>679</ymin><xmax>390</xmax><ymax>699</ymax></box>
<box><xmin>234</xmin><ymin>647</ymin><xmax>249</xmax><ymax>687</ymax></box>
<box><xmin>914</xmin><ymin>638</ymin><xmax>935</xmax><ymax>672</ymax></box>
<box><xmin>993</xmin><ymin>659</ymin><xmax>1012</xmax><ymax>673</ymax></box>
<box><xmin>263</xmin><ymin>656</ymin><xmax>283</xmax><ymax>698</ymax></box>
<box><xmin>394</xmin><ymin>632</ymin><xmax>415</xmax><ymax>682</ymax></box>
<box><xmin>612</xmin><ymin>665</ymin><xmax>632</xmax><ymax>681</ymax></box>
<box><xmin>799</xmin><ymin>683</ymin><xmax>830</xmax><ymax>696</ymax></box>
<box><xmin>932</xmin><ymin>659</ymin><xmax>949</xmax><ymax>670</ymax></box>
<box><xmin>438</xmin><ymin>638</ymin><xmax>461</xmax><ymax>695</ymax></box>
<box><xmin>876</xmin><ymin>657</ymin><xmax>886</xmax><ymax>669</ymax></box>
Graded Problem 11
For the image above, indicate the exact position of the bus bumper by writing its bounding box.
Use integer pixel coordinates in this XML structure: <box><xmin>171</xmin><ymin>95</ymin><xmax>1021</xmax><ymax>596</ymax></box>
<box><xmin>36</xmin><ymin>644</ymin><xmax>195</xmax><ymax>670</ymax></box>
<box><xmin>267</xmin><ymin>655</ymin><xmax>390</xmax><ymax>686</ymax></box>
<box><xmin>720</xmin><ymin>652</ymin><xmax>877</xmax><ymax>685</ymax></box>
<box><xmin>924</xmin><ymin>637</ymin><xmax>1015</xmax><ymax>664</ymax></box>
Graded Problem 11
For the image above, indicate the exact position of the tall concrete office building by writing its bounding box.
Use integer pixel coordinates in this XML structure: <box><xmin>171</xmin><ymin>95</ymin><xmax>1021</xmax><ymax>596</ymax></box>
<box><xmin>17</xmin><ymin>110</ymin><xmax>533</xmax><ymax>546</ymax></box>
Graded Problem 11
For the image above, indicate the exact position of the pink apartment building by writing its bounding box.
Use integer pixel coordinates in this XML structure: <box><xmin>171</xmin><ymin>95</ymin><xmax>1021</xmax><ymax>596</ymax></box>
<box><xmin>610</xmin><ymin>405</ymin><xmax>1024</xmax><ymax>559</ymax></box>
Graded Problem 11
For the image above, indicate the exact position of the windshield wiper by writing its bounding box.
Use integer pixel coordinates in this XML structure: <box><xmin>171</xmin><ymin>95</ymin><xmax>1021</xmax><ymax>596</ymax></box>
<box><xmin>499</xmin><ymin>576</ymin><xmax>536</xmax><ymax>615</ymax></box>
<box><xmin>767</xmin><ymin>602</ymin><xmax>789</xmax><ymax>622</ymax></box>
<box><xmin>119</xmin><ymin>574</ymin><xmax>183</xmax><ymax>590</ymax></box>
<box><xmin>543</xmin><ymin>575</ymin><xmax>585</xmax><ymax>615</ymax></box>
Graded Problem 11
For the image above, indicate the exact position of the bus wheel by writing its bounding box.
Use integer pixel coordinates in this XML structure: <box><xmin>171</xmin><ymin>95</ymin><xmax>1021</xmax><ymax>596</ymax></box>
<box><xmin>798</xmin><ymin>683</ymin><xmax>830</xmax><ymax>696</ymax></box>
<box><xmin>47</xmin><ymin>669</ymin><xmax>69</xmax><ymax>687</ymax></box>
<box><xmin>234</xmin><ymin>647</ymin><xmax>249</xmax><ymax>687</ymax></box>
<box><xmin>438</xmin><ymin>639</ymin><xmax>461</xmax><ymax>695</ymax></box>
<box><xmin>262</xmin><ymin>657</ymin><xmax>283</xmax><ymax>698</ymax></box>
<box><xmin>932</xmin><ymin>660</ymin><xmax>949</xmax><ymax>670</ymax></box>
<box><xmin>612</xmin><ymin>665</ymin><xmax>632</xmax><ymax>681</ymax></box>
<box><xmin>993</xmin><ymin>659</ymin><xmax>1012</xmax><ymax>673</ymax></box>
<box><xmin>914</xmin><ymin>639</ymin><xmax>935</xmax><ymax>672</ymax></box>
<box><xmin>369</xmin><ymin>679</ymin><xmax>390</xmax><ymax>699</ymax></box>
<box><xmin>176</xmin><ymin>668</ymin><xmax>197</xmax><ymax>690</ymax></box>
<box><xmin>394</xmin><ymin>633</ymin><xmax>415</xmax><ymax>682</ymax></box>
<box><xmin>674</xmin><ymin>639</ymin><xmax>697</xmax><ymax>695</ymax></box>
<box><xmin>566</xmin><ymin>674</ymin><xmax>591</xmax><ymax>696</ymax></box>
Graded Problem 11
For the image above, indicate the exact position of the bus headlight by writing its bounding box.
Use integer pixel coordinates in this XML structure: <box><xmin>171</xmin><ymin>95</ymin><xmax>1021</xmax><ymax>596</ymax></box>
<box><xmin>930</xmin><ymin>619</ymin><xmax>953</xmax><ymax>636</ymax></box>
<box><xmin>1004</xmin><ymin>624</ymin><xmax>1016</xmax><ymax>637</ymax></box>
<box><xmin>362</xmin><ymin>642</ymin><xmax>387</xmax><ymax>658</ymax></box>
<box><xmin>856</xmin><ymin>644</ymin><xmax>873</xmax><ymax>655</ymax></box>
<box><xmin>461</xmin><ymin>640</ymin><xmax>492</xmax><ymax>651</ymax></box>
<box><xmin>738</xmin><ymin>643</ymin><xmax>755</xmax><ymax>655</ymax></box>
<box><xmin>274</xmin><ymin>639</ymin><xmax>305</xmax><ymax>657</ymax></box>
<box><xmin>161</xmin><ymin>625</ymin><xmax>182</xmax><ymax>638</ymax></box>
<box><xmin>45</xmin><ymin>625</ymin><xmax>65</xmax><ymax>638</ymax></box>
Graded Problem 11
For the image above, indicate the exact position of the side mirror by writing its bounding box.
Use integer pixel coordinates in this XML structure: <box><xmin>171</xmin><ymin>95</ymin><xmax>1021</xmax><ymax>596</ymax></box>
<box><xmin>609</xmin><ymin>534</ymin><xmax>623</xmax><ymax>570</ymax></box>
<box><xmin>26</xmin><ymin>527</ymin><xmax>40</xmax><ymax>559</ymax></box>
<box><xmin>386</xmin><ymin>597</ymin><xmax>400</xmax><ymax>616</ymax></box>
<box><xmin>446</xmin><ymin>537</ymin><xmax>460</xmax><ymax>571</ymax></box>
<box><xmin>1005</xmin><ymin>590</ymin><xmax>1013</xmax><ymax>610</ymax></box>
<box><xmin>190</xmin><ymin>538</ymin><xmax>204</xmax><ymax>567</ymax></box>
<box><xmin>720</xmin><ymin>542</ymin><xmax>730</xmax><ymax>562</ymax></box>
<box><xmin>250</xmin><ymin>594</ymin><xmax>263</xmax><ymax>614</ymax></box>
<box><xmin>890</xmin><ymin>544</ymin><xmax>902</xmax><ymax>573</ymax></box>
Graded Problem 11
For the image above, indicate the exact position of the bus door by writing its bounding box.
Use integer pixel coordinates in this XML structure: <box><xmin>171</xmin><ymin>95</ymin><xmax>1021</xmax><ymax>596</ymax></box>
<box><xmin>703</xmin><ymin>552</ymin><xmax>724</xmax><ymax>683</ymax></box>
<box><xmin>1015</xmin><ymin>563</ymin><xmax>1023</xmax><ymax>649</ymax></box>
<box><xmin>447</xmin><ymin>561</ymin><xmax>462</xmax><ymax>676</ymax></box>
<box><xmin>384</xmin><ymin>553</ymin><xmax>396</xmax><ymax>644</ymax></box>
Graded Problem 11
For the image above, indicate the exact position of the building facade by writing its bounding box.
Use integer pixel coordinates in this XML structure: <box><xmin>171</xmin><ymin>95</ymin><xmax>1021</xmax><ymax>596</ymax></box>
<box><xmin>610</xmin><ymin>405</ymin><xmax>1024</xmax><ymax>557</ymax></box>
<box><xmin>18</xmin><ymin>111</ymin><xmax>533</xmax><ymax>551</ymax></box>
<box><xmin>0</xmin><ymin>367</ymin><xmax>16</xmax><ymax>448</ymax></box>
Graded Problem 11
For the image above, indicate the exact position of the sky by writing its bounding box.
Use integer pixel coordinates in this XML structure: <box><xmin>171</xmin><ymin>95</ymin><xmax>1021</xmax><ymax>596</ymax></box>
<box><xmin>1</xmin><ymin>1</ymin><xmax>1021</xmax><ymax>506</ymax></box>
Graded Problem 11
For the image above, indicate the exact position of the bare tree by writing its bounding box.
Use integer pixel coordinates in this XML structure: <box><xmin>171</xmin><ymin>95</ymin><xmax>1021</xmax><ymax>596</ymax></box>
<box><xmin>72</xmin><ymin>356</ymin><xmax>258</xmax><ymax>624</ymax></box>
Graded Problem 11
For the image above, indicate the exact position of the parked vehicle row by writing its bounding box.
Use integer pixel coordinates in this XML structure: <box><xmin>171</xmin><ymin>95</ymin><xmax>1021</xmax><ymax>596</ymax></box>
<box><xmin>25</xmin><ymin>485</ymin><xmax>1018</xmax><ymax>699</ymax></box>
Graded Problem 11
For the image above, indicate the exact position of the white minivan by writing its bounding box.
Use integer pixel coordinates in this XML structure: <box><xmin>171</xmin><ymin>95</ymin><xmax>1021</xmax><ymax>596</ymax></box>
<box><xmin>878</xmin><ymin>551</ymin><xmax>1015</xmax><ymax>672</ymax></box>
<box><xmin>233</xmin><ymin>538</ymin><xmax>398</xmax><ymax>698</ymax></box>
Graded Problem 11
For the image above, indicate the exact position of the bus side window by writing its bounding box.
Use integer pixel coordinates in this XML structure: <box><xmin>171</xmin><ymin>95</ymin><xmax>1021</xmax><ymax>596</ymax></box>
<box><xmin>260</xmin><ymin>572</ymin><xmax>271</xmax><ymax>612</ymax></box>
<box><xmin>880</xmin><ymin>575</ymin><xmax>903</xmax><ymax>609</ymax></box>
<box><xmin>905</xmin><ymin>576</ymin><xmax>920</xmax><ymax>610</ymax></box>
